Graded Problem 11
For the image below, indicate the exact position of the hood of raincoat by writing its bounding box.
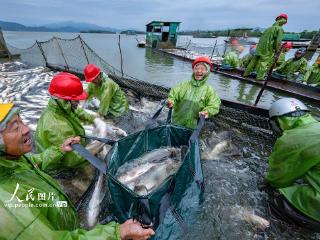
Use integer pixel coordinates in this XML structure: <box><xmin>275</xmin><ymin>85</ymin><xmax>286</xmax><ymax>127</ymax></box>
<box><xmin>276</xmin><ymin>113</ymin><xmax>317</xmax><ymax>131</ymax></box>
<box><xmin>275</xmin><ymin>18</ymin><xmax>287</xmax><ymax>26</ymax></box>
<box><xmin>168</xmin><ymin>72</ymin><xmax>220</xmax><ymax>129</ymax></box>
<box><xmin>34</xmin><ymin>98</ymin><xmax>87</xmax><ymax>171</ymax></box>
<box><xmin>86</xmin><ymin>73</ymin><xmax>129</xmax><ymax>117</ymax></box>
<box><xmin>0</xmin><ymin>153</ymin><xmax>121</xmax><ymax>239</ymax></box>
<box><xmin>47</xmin><ymin>98</ymin><xmax>85</xmax><ymax>138</ymax></box>
<box><xmin>191</xmin><ymin>71</ymin><xmax>210</xmax><ymax>87</ymax></box>
<box><xmin>266</xmin><ymin>114</ymin><xmax>320</xmax><ymax>221</ymax></box>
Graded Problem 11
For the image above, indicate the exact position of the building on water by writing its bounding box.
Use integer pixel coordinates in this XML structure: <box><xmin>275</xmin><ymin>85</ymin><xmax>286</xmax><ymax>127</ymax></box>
<box><xmin>146</xmin><ymin>21</ymin><xmax>180</xmax><ymax>48</ymax></box>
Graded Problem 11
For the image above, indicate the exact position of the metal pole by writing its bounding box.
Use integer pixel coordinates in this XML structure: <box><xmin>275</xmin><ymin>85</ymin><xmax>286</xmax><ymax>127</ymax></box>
<box><xmin>305</xmin><ymin>30</ymin><xmax>320</xmax><ymax>61</ymax></box>
<box><xmin>183</xmin><ymin>39</ymin><xmax>192</xmax><ymax>58</ymax></box>
<box><xmin>210</xmin><ymin>39</ymin><xmax>218</xmax><ymax>60</ymax></box>
<box><xmin>55</xmin><ymin>37</ymin><xmax>69</xmax><ymax>70</ymax></box>
<box><xmin>223</xmin><ymin>29</ymin><xmax>231</xmax><ymax>57</ymax></box>
<box><xmin>118</xmin><ymin>34</ymin><xmax>124</xmax><ymax>77</ymax></box>
<box><xmin>254</xmin><ymin>45</ymin><xmax>284</xmax><ymax>106</ymax></box>
<box><xmin>36</xmin><ymin>40</ymin><xmax>48</xmax><ymax>67</ymax></box>
<box><xmin>79</xmin><ymin>36</ymin><xmax>90</xmax><ymax>64</ymax></box>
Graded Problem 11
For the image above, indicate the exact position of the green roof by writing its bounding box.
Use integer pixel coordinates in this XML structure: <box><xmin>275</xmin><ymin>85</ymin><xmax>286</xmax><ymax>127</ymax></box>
<box><xmin>146</xmin><ymin>21</ymin><xmax>181</xmax><ymax>26</ymax></box>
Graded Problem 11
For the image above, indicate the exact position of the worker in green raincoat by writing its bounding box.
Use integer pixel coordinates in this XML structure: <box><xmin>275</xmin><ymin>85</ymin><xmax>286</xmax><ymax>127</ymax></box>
<box><xmin>35</xmin><ymin>73</ymin><xmax>96</xmax><ymax>173</ymax></box>
<box><xmin>273</xmin><ymin>47</ymin><xmax>308</xmax><ymax>81</ymax></box>
<box><xmin>221</xmin><ymin>45</ymin><xmax>244</xmax><ymax>69</ymax></box>
<box><xmin>275</xmin><ymin>41</ymin><xmax>292</xmax><ymax>68</ymax></box>
<box><xmin>303</xmin><ymin>55</ymin><xmax>320</xmax><ymax>86</ymax></box>
<box><xmin>240</xmin><ymin>45</ymin><xmax>256</xmax><ymax>69</ymax></box>
<box><xmin>167</xmin><ymin>57</ymin><xmax>221</xmax><ymax>129</ymax></box>
<box><xmin>84</xmin><ymin>64</ymin><xmax>129</xmax><ymax>117</ymax></box>
<box><xmin>0</xmin><ymin>103</ymin><xmax>155</xmax><ymax>240</ymax></box>
<box><xmin>266</xmin><ymin>98</ymin><xmax>320</xmax><ymax>231</ymax></box>
<box><xmin>243</xmin><ymin>13</ymin><xmax>288</xmax><ymax>80</ymax></box>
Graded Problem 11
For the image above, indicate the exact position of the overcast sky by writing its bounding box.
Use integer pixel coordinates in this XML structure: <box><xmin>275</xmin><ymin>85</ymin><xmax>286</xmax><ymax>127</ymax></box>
<box><xmin>0</xmin><ymin>0</ymin><xmax>319</xmax><ymax>32</ymax></box>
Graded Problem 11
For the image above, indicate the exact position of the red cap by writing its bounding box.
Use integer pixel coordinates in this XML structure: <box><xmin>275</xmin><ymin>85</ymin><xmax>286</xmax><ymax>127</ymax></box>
<box><xmin>48</xmin><ymin>72</ymin><xmax>87</xmax><ymax>101</ymax></box>
<box><xmin>84</xmin><ymin>64</ymin><xmax>101</xmax><ymax>82</ymax></box>
<box><xmin>276</xmin><ymin>13</ymin><xmax>288</xmax><ymax>22</ymax></box>
<box><xmin>282</xmin><ymin>41</ymin><xmax>293</xmax><ymax>50</ymax></box>
<box><xmin>192</xmin><ymin>57</ymin><xmax>213</xmax><ymax>70</ymax></box>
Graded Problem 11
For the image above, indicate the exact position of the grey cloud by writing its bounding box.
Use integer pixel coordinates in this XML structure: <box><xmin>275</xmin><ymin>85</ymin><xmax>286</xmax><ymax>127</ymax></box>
<box><xmin>0</xmin><ymin>0</ymin><xmax>318</xmax><ymax>31</ymax></box>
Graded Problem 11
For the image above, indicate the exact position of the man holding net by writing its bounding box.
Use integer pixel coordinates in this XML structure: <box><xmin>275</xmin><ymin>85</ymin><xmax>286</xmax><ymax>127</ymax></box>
<box><xmin>166</xmin><ymin>56</ymin><xmax>221</xmax><ymax>129</ymax></box>
<box><xmin>0</xmin><ymin>102</ymin><xmax>155</xmax><ymax>239</ymax></box>
<box><xmin>266</xmin><ymin>98</ymin><xmax>320</xmax><ymax>231</ymax></box>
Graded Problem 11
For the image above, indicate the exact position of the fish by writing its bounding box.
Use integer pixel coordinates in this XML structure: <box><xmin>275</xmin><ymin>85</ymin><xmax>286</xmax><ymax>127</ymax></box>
<box><xmin>83</xmin><ymin>97</ymin><xmax>100</xmax><ymax>111</ymax></box>
<box><xmin>236</xmin><ymin>208</ymin><xmax>270</xmax><ymax>231</ymax></box>
<box><xmin>86</xmin><ymin>172</ymin><xmax>105</xmax><ymax>228</ymax></box>
<box><xmin>116</xmin><ymin>147</ymin><xmax>181</xmax><ymax>179</ymax></box>
<box><xmin>115</xmin><ymin>147</ymin><xmax>183</xmax><ymax>195</ymax></box>
<box><xmin>202</xmin><ymin>131</ymin><xmax>241</xmax><ymax>160</ymax></box>
<box><xmin>85</xmin><ymin>117</ymin><xmax>127</xmax><ymax>155</ymax></box>
<box><xmin>117</xmin><ymin>161</ymin><xmax>159</xmax><ymax>186</ymax></box>
<box><xmin>133</xmin><ymin>158</ymin><xmax>182</xmax><ymax>195</ymax></box>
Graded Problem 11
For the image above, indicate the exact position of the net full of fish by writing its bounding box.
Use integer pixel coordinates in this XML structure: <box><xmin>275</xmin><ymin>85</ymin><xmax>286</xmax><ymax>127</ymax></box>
<box><xmin>115</xmin><ymin>147</ymin><xmax>185</xmax><ymax>196</ymax></box>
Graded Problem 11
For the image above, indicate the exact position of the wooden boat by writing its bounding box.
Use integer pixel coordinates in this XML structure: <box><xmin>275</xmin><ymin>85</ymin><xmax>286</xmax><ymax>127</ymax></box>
<box><xmin>156</xmin><ymin>48</ymin><xmax>320</xmax><ymax>103</ymax></box>
<box><xmin>193</xmin><ymin>32</ymin><xmax>217</xmax><ymax>38</ymax></box>
<box><xmin>137</xmin><ymin>40</ymin><xmax>146</xmax><ymax>48</ymax></box>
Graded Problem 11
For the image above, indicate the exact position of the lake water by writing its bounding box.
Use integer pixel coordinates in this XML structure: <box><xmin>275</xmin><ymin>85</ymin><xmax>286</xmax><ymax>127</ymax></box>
<box><xmin>3</xmin><ymin>31</ymin><xmax>320</xmax><ymax>115</ymax></box>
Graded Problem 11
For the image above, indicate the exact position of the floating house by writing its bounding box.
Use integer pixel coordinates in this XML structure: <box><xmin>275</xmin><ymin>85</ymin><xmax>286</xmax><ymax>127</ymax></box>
<box><xmin>146</xmin><ymin>21</ymin><xmax>180</xmax><ymax>48</ymax></box>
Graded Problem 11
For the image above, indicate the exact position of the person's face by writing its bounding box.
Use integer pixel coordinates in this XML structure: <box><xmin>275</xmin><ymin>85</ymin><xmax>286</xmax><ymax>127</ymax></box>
<box><xmin>193</xmin><ymin>63</ymin><xmax>208</xmax><ymax>81</ymax></box>
<box><xmin>277</xmin><ymin>17</ymin><xmax>287</xmax><ymax>26</ymax></box>
<box><xmin>294</xmin><ymin>52</ymin><xmax>303</xmax><ymax>59</ymax></box>
<box><xmin>70</xmin><ymin>100</ymin><xmax>80</xmax><ymax>111</ymax></box>
<box><xmin>1</xmin><ymin>115</ymin><xmax>32</xmax><ymax>156</ymax></box>
<box><xmin>92</xmin><ymin>73</ymin><xmax>101</xmax><ymax>85</ymax></box>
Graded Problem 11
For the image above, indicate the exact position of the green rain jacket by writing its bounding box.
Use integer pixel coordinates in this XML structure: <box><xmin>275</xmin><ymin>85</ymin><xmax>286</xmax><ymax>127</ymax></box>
<box><xmin>0</xmin><ymin>149</ymin><xmax>120</xmax><ymax>240</ymax></box>
<box><xmin>276</xmin><ymin>51</ymin><xmax>286</xmax><ymax>67</ymax></box>
<box><xmin>266</xmin><ymin>114</ymin><xmax>320</xmax><ymax>222</ymax></box>
<box><xmin>87</xmin><ymin>73</ymin><xmax>129</xmax><ymax>117</ymax></box>
<box><xmin>240</xmin><ymin>54</ymin><xmax>253</xmax><ymax>69</ymax></box>
<box><xmin>35</xmin><ymin>98</ymin><xmax>93</xmax><ymax>172</ymax></box>
<box><xmin>222</xmin><ymin>51</ymin><xmax>240</xmax><ymax>68</ymax></box>
<box><xmin>244</xmin><ymin>19</ymin><xmax>285</xmax><ymax>80</ymax></box>
<box><xmin>168</xmin><ymin>74</ymin><xmax>221</xmax><ymax>129</ymax></box>
<box><xmin>255</xmin><ymin>19</ymin><xmax>285</xmax><ymax>60</ymax></box>
<box><xmin>304</xmin><ymin>63</ymin><xmax>320</xmax><ymax>86</ymax></box>
<box><xmin>276</xmin><ymin>57</ymin><xmax>308</xmax><ymax>75</ymax></box>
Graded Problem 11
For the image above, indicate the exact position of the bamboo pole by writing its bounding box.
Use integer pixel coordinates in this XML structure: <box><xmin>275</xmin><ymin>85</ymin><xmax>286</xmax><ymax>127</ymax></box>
<box><xmin>254</xmin><ymin>45</ymin><xmax>285</xmax><ymax>106</ymax></box>
<box><xmin>55</xmin><ymin>37</ymin><xmax>70</xmax><ymax>70</ymax></box>
<box><xmin>79</xmin><ymin>36</ymin><xmax>90</xmax><ymax>64</ymax></box>
<box><xmin>118</xmin><ymin>34</ymin><xmax>124</xmax><ymax>77</ymax></box>
<box><xmin>36</xmin><ymin>41</ymin><xmax>48</xmax><ymax>67</ymax></box>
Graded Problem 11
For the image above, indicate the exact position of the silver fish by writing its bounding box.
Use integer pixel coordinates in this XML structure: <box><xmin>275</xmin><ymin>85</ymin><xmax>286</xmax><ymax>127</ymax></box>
<box><xmin>116</xmin><ymin>147</ymin><xmax>183</xmax><ymax>196</ymax></box>
<box><xmin>86</xmin><ymin>173</ymin><xmax>105</xmax><ymax>228</ymax></box>
<box><xmin>234</xmin><ymin>207</ymin><xmax>270</xmax><ymax>231</ymax></box>
<box><xmin>115</xmin><ymin>147</ymin><xmax>181</xmax><ymax>181</ymax></box>
<box><xmin>133</xmin><ymin>158</ymin><xmax>181</xmax><ymax>195</ymax></box>
<box><xmin>202</xmin><ymin>131</ymin><xmax>241</xmax><ymax>160</ymax></box>
<box><xmin>85</xmin><ymin>118</ymin><xmax>127</xmax><ymax>155</ymax></box>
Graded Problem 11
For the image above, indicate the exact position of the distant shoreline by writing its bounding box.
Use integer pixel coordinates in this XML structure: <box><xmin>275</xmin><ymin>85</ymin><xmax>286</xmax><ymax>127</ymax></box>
<box><xmin>80</xmin><ymin>30</ymin><xmax>116</xmax><ymax>34</ymax></box>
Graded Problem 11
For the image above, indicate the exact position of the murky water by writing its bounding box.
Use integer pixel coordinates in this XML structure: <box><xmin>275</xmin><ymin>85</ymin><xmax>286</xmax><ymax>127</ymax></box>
<box><xmin>0</xmin><ymin>62</ymin><xmax>319</xmax><ymax>239</ymax></box>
